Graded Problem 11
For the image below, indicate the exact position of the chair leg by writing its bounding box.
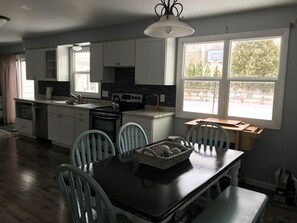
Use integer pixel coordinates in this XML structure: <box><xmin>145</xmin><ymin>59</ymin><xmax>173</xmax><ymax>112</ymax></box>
<box><xmin>62</xmin><ymin>206</ymin><xmax>72</xmax><ymax>223</ymax></box>
<box><xmin>216</xmin><ymin>181</ymin><xmax>221</xmax><ymax>195</ymax></box>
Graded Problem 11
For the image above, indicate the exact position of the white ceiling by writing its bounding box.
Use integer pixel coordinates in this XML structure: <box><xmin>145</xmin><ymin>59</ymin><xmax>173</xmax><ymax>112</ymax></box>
<box><xmin>0</xmin><ymin>0</ymin><xmax>296</xmax><ymax>46</ymax></box>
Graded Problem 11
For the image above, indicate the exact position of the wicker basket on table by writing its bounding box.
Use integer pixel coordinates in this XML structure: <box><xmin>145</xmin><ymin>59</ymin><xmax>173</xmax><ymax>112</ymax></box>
<box><xmin>135</xmin><ymin>140</ymin><xmax>194</xmax><ymax>170</ymax></box>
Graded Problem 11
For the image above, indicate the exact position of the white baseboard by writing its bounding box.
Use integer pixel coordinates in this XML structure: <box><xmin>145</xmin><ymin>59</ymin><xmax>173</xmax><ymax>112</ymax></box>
<box><xmin>245</xmin><ymin>178</ymin><xmax>275</xmax><ymax>191</ymax></box>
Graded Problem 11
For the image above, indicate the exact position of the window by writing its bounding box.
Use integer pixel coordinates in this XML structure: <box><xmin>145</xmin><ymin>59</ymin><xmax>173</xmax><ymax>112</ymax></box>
<box><xmin>16</xmin><ymin>54</ymin><xmax>35</xmax><ymax>98</ymax></box>
<box><xmin>70</xmin><ymin>46</ymin><xmax>100</xmax><ymax>98</ymax></box>
<box><xmin>176</xmin><ymin>29</ymin><xmax>289</xmax><ymax>129</ymax></box>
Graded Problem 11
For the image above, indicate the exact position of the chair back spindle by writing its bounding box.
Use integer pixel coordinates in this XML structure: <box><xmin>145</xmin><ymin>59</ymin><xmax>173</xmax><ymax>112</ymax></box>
<box><xmin>56</xmin><ymin>164</ymin><xmax>117</xmax><ymax>223</ymax></box>
<box><xmin>117</xmin><ymin>122</ymin><xmax>148</xmax><ymax>153</ymax></box>
<box><xmin>71</xmin><ymin>130</ymin><xmax>115</xmax><ymax>167</ymax></box>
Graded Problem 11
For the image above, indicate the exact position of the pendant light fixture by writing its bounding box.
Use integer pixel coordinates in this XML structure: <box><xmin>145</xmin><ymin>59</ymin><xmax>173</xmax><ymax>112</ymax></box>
<box><xmin>0</xmin><ymin>15</ymin><xmax>10</xmax><ymax>28</ymax></box>
<box><xmin>144</xmin><ymin>0</ymin><xmax>194</xmax><ymax>38</ymax></box>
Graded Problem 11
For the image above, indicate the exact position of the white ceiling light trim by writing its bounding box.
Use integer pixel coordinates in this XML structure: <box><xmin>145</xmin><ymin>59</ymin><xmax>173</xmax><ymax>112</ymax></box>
<box><xmin>72</xmin><ymin>44</ymin><xmax>82</xmax><ymax>51</ymax></box>
<box><xmin>144</xmin><ymin>0</ymin><xmax>194</xmax><ymax>38</ymax></box>
<box><xmin>0</xmin><ymin>15</ymin><xmax>10</xmax><ymax>28</ymax></box>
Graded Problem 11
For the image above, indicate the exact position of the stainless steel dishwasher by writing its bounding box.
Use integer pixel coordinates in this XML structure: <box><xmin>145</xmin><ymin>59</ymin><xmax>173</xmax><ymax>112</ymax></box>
<box><xmin>34</xmin><ymin>103</ymin><xmax>48</xmax><ymax>140</ymax></box>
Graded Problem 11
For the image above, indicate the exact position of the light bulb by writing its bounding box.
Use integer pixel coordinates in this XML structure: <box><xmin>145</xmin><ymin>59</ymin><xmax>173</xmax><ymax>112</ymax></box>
<box><xmin>165</xmin><ymin>26</ymin><xmax>173</xmax><ymax>34</ymax></box>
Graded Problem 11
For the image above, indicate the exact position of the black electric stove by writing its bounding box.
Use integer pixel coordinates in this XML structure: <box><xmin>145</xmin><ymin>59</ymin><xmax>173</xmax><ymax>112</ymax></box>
<box><xmin>89</xmin><ymin>93</ymin><xmax>144</xmax><ymax>143</ymax></box>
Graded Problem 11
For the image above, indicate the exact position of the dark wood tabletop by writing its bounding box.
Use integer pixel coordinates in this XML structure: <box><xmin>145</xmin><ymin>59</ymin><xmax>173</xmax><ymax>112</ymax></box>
<box><xmin>81</xmin><ymin>147</ymin><xmax>244</xmax><ymax>222</ymax></box>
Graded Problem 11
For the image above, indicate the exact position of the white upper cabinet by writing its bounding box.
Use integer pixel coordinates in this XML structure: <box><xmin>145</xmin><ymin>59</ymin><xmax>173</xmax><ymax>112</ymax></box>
<box><xmin>26</xmin><ymin>49</ymin><xmax>44</xmax><ymax>80</ymax></box>
<box><xmin>135</xmin><ymin>38</ymin><xmax>176</xmax><ymax>85</ymax></box>
<box><xmin>90</xmin><ymin>42</ymin><xmax>114</xmax><ymax>83</ymax></box>
<box><xmin>26</xmin><ymin>46</ymin><xmax>69</xmax><ymax>81</ymax></box>
<box><xmin>103</xmin><ymin>40</ymin><xmax>135</xmax><ymax>67</ymax></box>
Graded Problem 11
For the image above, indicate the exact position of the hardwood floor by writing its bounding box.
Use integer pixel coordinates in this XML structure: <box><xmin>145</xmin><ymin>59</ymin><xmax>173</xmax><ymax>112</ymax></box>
<box><xmin>0</xmin><ymin>130</ymin><xmax>69</xmax><ymax>223</ymax></box>
<box><xmin>0</xmin><ymin>130</ymin><xmax>296</xmax><ymax>223</ymax></box>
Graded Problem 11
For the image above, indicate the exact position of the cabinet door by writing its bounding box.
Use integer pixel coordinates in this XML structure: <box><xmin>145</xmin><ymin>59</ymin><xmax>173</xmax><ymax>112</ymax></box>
<box><xmin>48</xmin><ymin>113</ymin><xmax>60</xmax><ymax>142</ymax></box>
<box><xmin>59</xmin><ymin>115</ymin><xmax>75</xmax><ymax>146</ymax></box>
<box><xmin>135</xmin><ymin>38</ymin><xmax>175</xmax><ymax>85</ymax></box>
<box><xmin>118</xmin><ymin>40</ymin><xmax>135</xmax><ymax>67</ymax></box>
<box><xmin>48</xmin><ymin>113</ymin><xmax>74</xmax><ymax>147</ymax></box>
<box><xmin>45</xmin><ymin>49</ymin><xmax>57</xmax><ymax>80</ymax></box>
<box><xmin>75</xmin><ymin>118</ymin><xmax>89</xmax><ymax>139</ymax></box>
<box><xmin>103</xmin><ymin>40</ymin><xmax>135</xmax><ymax>67</ymax></box>
<box><xmin>90</xmin><ymin>43</ymin><xmax>114</xmax><ymax>83</ymax></box>
<box><xmin>26</xmin><ymin>49</ymin><xmax>44</xmax><ymax>80</ymax></box>
<box><xmin>56</xmin><ymin>46</ymin><xmax>70</xmax><ymax>81</ymax></box>
<box><xmin>74</xmin><ymin>109</ymin><xmax>89</xmax><ymax>138</ymax></box>
<box><xmin>15</xmin><ymin>118</ymin><xmax>33</xmax><ymax>136</ymax></box>
<box><xmin>104</xmin><ymin>42</ymin><xmax>118</xmax><ymax>66</ymax></box>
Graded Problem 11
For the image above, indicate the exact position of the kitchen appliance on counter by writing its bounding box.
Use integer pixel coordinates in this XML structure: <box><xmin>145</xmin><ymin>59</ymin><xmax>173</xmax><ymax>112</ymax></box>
<box><xmin>89</xmin><ymin>93</ymin><xmax>144</xmax><ymax>143</ymax></box>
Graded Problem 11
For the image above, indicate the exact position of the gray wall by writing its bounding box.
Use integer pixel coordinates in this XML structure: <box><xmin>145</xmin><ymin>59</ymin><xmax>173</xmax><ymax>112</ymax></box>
<box><xmin>2</xmin><ymin>6</ymin><xmax>297</xmax><ymax>188</ymax></box>
<box><xmin>174</xmin><ymin>6</ymin><xmax>297</xmax><ymax>188</ymax></box>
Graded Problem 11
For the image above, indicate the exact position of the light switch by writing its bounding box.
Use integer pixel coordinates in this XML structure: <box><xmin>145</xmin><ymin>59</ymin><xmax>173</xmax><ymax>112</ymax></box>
<box><xmin>160</xmin><ymin>94</ymin><xmax>165</xmax><ymax>102</ymax></box>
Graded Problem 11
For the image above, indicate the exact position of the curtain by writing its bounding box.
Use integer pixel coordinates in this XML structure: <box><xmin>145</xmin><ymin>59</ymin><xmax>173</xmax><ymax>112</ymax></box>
<box><xmin>0</xmin><ymin>54</ymin><xmax>17</xmax><ymax>125</ymax></box>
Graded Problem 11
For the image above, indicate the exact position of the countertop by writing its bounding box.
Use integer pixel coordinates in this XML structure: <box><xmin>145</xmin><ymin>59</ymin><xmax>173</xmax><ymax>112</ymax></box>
<box><xmin>14</xmin><ymin>98</ymin><xmax>108</xmax><ymax>110</ymax></box>
<box><xmin>14</xmin><ymin>98</ymin><xmax>176</xmax><ymax>117</ymax></box>
<box><xmin>123</xmin><ymin>109</ymin><xmax>175</xmax><ymax>118</ymax></box>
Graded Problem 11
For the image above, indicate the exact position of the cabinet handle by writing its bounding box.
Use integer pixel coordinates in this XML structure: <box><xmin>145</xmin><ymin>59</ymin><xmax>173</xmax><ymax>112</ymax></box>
<box><xmin>115</xmin><ymin>62</ymin><xmax>120</xmax><ymax>66</ymax></box>
<box><xmin>57</xmin><ymin>115</ymin><xmax>62</xmax><ymax>118</ymax></box>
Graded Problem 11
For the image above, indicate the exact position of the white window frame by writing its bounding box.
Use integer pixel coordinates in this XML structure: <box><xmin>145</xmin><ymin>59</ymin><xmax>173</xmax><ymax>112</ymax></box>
<box><xmin>176</xmin><ymin>28</ymin><xmax>289</xmax><ymax>129</ymax></box>
<box><xmin>70</xmin><ymin>46</ymin><xmax>101</xmax><ymax>98</ymax></box>
<box><xmin>16</xmin><ymin>54</ymin><xmax>35</xmax><ymax>99</ymax></box>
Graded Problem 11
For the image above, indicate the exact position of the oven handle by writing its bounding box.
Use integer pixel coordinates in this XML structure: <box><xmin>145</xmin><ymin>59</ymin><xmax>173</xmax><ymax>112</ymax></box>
<box><xmin>90</xmin><ymin>113</ymin><xmax>121</xmax><ymax>120</ymax></box>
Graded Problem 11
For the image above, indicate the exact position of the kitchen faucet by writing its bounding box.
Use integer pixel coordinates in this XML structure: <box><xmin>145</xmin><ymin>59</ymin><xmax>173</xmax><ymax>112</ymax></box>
<box><xmin>70</xmin><ymin>93</ymin><xmax>83</xmax><ymax>103</ymax></box>
<box><xmin>153</xmin><ymin>94</ymin><xmax>160</xmax><ymax>111</ymax></box>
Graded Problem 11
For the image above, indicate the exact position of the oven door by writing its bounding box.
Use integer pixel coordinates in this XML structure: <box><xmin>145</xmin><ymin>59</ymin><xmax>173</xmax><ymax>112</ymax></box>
<box><xmin>89</xmin><ymin>111</ymin><xmax>121</xmax><ymax>143</ymax></box>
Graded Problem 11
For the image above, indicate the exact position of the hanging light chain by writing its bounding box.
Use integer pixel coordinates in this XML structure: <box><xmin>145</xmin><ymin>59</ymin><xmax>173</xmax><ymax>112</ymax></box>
<box><xmin>154</xmin><ymin>0</ymin><xmax>184</xmax><ymax>21</ymax></box>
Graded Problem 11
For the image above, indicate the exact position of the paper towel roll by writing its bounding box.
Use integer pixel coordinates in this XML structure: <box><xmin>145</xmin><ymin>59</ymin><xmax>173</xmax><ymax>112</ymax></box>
<box><xmin>46</xmin><ymin>87</ymin><xmax>52</xmax><ymax>99</ymax></box>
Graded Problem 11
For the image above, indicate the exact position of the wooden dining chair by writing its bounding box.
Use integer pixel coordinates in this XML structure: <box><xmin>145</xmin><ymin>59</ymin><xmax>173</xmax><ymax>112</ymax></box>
<box><xmin>55</xmin><ymin>164</ymin><xmax>131</xmax><ymax>223</ymax></box>
<box><xmin>186</xmin><ymin>121</ymin><xmax>230</xmax><ymax>199</ymax></box>
<box><xmin>71</xmin><ymin>130</ymin><xmax>115</xmax><ymax>167</ymax></box>
<box><xmin>116</xmin><ymin>122</ymin><xmax>148</xmax><ymax>153</ymax></box>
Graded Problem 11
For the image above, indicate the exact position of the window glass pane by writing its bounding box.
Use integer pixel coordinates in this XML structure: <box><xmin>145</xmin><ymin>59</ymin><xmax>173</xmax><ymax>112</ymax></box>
<box><xmin>21</xmin><ymin>61</ymin><xmax>35</xmax><ymax>98</ymax></box>
<box><xmin>74</xmin><ymin>51</ymin><xmax>90</xmax><ymax>72</ymax></box>
<box><xmin>228</xmin><ymin>82</ymin><xmax>274</xmax><ymax>120</ymax></box>
<box><xmin>75</xmin><ymin>73</ymin><xmax>98</xmax><ymax>93</ymax></box>
<box><xmin>183</xmin><ymin>80</ymin><xmax>219</xmax><ymax>114</ymax></box>
<box><xmin>184</xmin><ymin>42</ymin><xmax>224</xmax><ymax>78</ymax></box>
<box><xmin>229</xmin><ymin>37</ymin><xmax>281</xmax><ymax>78</ymax></box>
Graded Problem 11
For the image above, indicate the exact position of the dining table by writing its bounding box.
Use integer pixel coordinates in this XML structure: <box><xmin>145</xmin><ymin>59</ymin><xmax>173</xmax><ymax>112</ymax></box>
<box><xmin>80</xmin><ymin>142</ymin><xmax>244</xmax><ymax>223</ymax></box>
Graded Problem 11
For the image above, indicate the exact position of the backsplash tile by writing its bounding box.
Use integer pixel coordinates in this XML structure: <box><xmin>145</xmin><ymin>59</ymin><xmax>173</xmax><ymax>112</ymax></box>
<box><xmin>102</xmin><ymin>68</ymin><xmax>176</xmax><ymax>107</ymax></box>
<box><xmin>38</xmin><ymin>81</ymin><xmax>70</xmax><ymax>97</ymax></box>
<box><xmin>37</xmin><ymin>68</ymin><xmax>176</xmax><ymax>107</ymax></box>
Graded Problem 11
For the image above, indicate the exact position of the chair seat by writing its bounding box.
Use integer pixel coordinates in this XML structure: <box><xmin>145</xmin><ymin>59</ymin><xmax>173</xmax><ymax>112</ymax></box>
<box><xmin>192</xmin><ymin>186</ymin><xmax>268</xmax><ymax>223</ymax></box>
<box><xmin>116</xmin><ymin>214</ymin><xmax>133</xmax><ymax>223</ymax></box>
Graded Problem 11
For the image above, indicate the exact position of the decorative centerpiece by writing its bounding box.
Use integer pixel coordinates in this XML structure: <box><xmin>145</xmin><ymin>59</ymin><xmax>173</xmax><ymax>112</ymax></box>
<box><xmin>135</xmin><ymin>139</ymin><xmax>194</xmax><ymax>170</ymax></box>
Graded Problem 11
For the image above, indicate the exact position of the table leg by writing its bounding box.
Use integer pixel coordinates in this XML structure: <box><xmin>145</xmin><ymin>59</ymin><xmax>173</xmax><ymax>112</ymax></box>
<box><xmin>230</xmin><ymin>160</ymin><xmax>241</xmax><ymax>186</ymax></box>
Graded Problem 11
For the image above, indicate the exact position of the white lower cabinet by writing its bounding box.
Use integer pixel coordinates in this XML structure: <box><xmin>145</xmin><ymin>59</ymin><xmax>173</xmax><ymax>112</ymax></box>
<box><xmin>48</xmin><ymin>105</ymin><xmax>75</xmax><ymax>148</ymax></box>
<box><xmin>74</xmin><ymin>109</ymin><xmax>89</xmax><ymax>139</ymax></box>
<box><xmin>122</xmin><ymin>114</ymin><xmax>173</xmax><ymax>143</ymax></box>
<box><xmin>15</xmin><ymin>118</ymin><xmax>33</xmax><ymax>137</ymax></box>
<box><xmin>48</xmin><ymin>105</ymin><xmax>90</xmax><ymax>149</ymax></box>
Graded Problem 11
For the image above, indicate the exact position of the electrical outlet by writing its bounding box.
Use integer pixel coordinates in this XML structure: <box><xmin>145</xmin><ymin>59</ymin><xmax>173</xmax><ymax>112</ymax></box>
<box><xmin>102</xmin><ymin>91</ymin><xmax>109</xmax><ymax>97</ymax></box>
<box><xmin>160</xmin><ymin>94</ymin><xmax>165</xmax><ymax>102</ymax></box>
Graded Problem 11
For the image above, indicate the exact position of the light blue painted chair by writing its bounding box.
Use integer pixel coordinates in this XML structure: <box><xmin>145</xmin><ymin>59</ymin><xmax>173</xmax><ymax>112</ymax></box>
<box><xmin>186</xmin><ymin>121</ymin><xmax>230</xmax><ymax>199</ymax></box>
<box><xmin>186</xmin><ymin>121</ymin><xmax>230</xmax><ymax>153</ymax></box>
<box><xmin>55</xmin><ymin>164</ymin><xmax>131</xmax><ymax>223</ymax></box>
<box><xmin>71</xmin><ymin>130</ymin><xmax>115</xmax><ymax>167</ymax></box>
<box><xmin>116</xmin><ymin>122</ymin><xmax>148</xmax><ymax>154</ymax></box>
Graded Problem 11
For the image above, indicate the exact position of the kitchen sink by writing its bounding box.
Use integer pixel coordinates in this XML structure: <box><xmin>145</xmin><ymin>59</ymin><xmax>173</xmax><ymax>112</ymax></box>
<box><xmin>50</xmin><ymin>100</ymin><xmax>87</xmax><ymax>106</ymax></box>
